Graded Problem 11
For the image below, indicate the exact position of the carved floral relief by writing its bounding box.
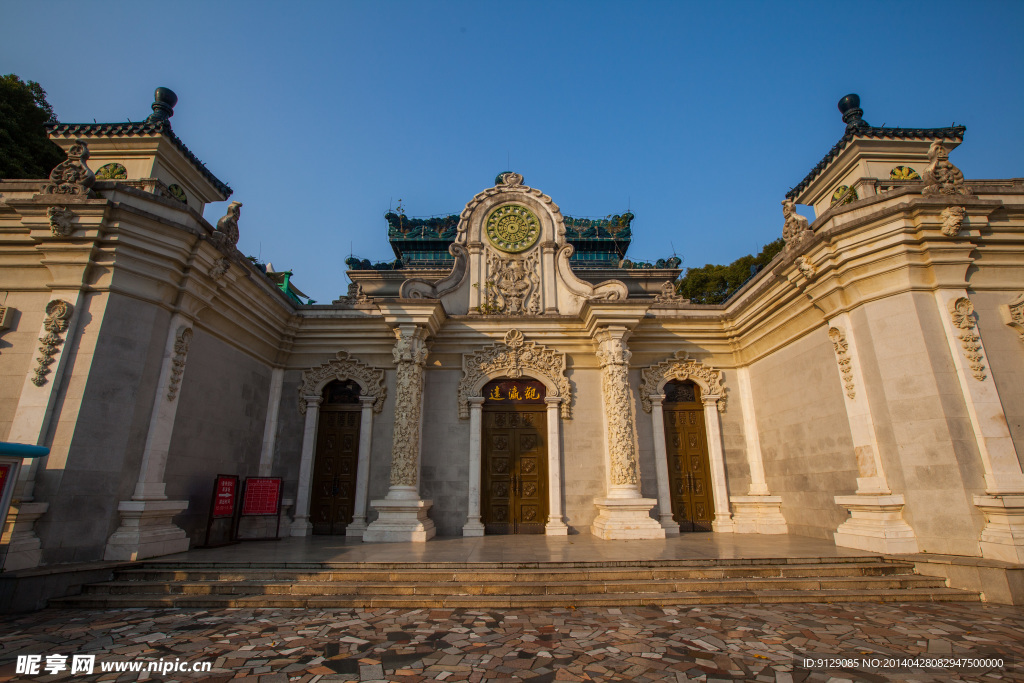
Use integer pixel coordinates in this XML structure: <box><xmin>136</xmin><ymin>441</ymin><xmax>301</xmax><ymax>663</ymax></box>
<box><xmin>388</xmin><ymin>326</ymin><xmax>429</xmax><ymax>487</ymax></box>
<box><xmin>166</xmin><ymin>327</ymin><xmax>193</xmax><ymax>402</ymax></box>
<box><xmin>828</xmin><ymin>327</ymin><xmax>856</xmax><ymax>399</ymax></box>
<box><xmin>639</xmin><ymin>351</ymin><xmax>726</xmax><ymax>413</ymax></box>
<box><xmin>949</xmin><ymin>297</ymin><xmax>986</xmax><ymax>381</ymax></box>
<box><xmin>298</xmin><ymin>350</ymin><xmax>387</xmax><ymax>414</ymax></box>
<box><xmin>595</xmin><ymin>329</ymin><xmax>639</xmax><ymax>487</ymax></box>
<box><xmin>32</xmin><ymin>299</ymin><xmax>74</xmax><ymax>386</ymax></box>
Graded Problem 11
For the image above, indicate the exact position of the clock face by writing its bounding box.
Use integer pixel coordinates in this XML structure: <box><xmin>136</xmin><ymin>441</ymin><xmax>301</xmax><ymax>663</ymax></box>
<box><xmin>485</xmin><ymin>204</ymin><xmax>540</xmax><ymax>253</ymax></box>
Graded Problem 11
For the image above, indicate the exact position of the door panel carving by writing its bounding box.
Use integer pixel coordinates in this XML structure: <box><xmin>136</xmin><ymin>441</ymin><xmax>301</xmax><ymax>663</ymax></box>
<box><xmin>481</xmin><ymin>384</ymin><xmax>548</xmax><ymax>535</ymax></box>
<box><xmin>663</xmin><ymin>380</ymin><xmax>714</xmax><ymax>532</ymax></box>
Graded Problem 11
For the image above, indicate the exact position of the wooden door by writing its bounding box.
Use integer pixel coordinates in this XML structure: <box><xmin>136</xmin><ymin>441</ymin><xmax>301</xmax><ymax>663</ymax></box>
<box><xmin>481</xmin><ymin>384</ymin><xmax>548</xmax><ymax>534</ymax></box>
<box><xmin>663</xmin><ymin>380</ymin><xmax>714</xmax><ymax>532</ymax></box>
<box><xmin>311</xmin><ymin>381</ymin><xmax>361</xmax><ymax>535</ymax></box>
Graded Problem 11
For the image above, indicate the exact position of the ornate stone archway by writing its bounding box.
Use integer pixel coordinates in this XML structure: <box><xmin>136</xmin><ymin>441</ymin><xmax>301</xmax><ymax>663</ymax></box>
<box><xmin>293</xmin><ymin>351</ymin><xmax>386</xmax><ymax>537</ymax></box>
<box><xmin>458</xmin><ymin>330</ymin><xmax>571</xmax><ymax>536</ymax></box>
<box><xmin>639</xmin><ymin>352</ymin><xmax>733</xmax><ymax>533</ymax></box>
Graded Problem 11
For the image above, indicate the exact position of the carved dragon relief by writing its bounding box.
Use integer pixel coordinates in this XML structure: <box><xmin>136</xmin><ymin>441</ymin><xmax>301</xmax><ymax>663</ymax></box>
<box><xmin>458</xmin><ymin>329</ymin><xmax>572</xmax><ymax>419</ymax></box>
<box><xmin>639</xmin><ymin>351</ymin><xmax>726</xmax><ymax>413</ymax></box>
<box><xmin>298</xmin><ymin>350</ymin><xmax>387</xmax><ymax>414</ymax></box>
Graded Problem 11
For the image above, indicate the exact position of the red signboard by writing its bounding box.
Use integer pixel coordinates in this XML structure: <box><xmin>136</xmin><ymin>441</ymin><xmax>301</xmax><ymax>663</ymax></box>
<box><xmin>242</xmin><ymin>477</ymin><xmax>281</xmax><ymax>516</ymax></box>
<box><xmin>212</xmin><ymin>475</ymin><xmax>237</xmax><ymax>518</ymax></box>
<box><xmin>0</xmin><ymin>464</ymin><xmax>11</xmax><ymax>496</ymax></box>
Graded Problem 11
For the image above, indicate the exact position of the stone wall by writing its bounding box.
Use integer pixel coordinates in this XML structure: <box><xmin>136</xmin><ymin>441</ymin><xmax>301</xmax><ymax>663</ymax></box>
<box><xmin>971</xmin><ymin>290</ymin><xmax>1024</xmax><ymax>469</ymax></box>
<box><xmin>560</xmin><ymin>366</ymin><xmax>606</xmax><ymax>531</ymax></box>
<box><xmin>420</xmin><ymin>369</ymin><xmax>469</xmax><ymax>536</ymax></box>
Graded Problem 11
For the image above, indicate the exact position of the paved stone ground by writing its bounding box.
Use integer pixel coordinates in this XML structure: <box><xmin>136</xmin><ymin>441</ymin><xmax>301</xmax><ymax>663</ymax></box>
<box><xmin>1</xmin><ymin>603</ymin><xmax>1022</xmax><ymax>683</ymax></box>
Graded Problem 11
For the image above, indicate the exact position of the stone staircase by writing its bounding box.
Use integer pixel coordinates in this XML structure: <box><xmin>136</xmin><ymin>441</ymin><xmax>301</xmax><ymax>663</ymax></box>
<box><xmin>51</xmin><ymin>556</ymin><xmax>979</xmax><ymax>609</ymax></box>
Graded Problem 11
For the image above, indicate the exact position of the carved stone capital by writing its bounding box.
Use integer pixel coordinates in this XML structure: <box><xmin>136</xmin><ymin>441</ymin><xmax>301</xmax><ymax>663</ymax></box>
<box><xmin>594</xmin><ymin>327</ymin><xmax>632</xmax><ymax>368</ymax></box>
<box><xmin>392</xmin><ymin>324</ymin><xmax>430</xmax><ymax>366</ymax></box>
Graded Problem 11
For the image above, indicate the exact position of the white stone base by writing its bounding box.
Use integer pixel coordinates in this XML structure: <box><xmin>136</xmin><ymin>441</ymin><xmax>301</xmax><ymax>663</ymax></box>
<box><xmin>658</xmin><ymin>512</ymin><xmax>680</xmax><ymax>535</ymax></box>
<box><xmin>591</xmin><ymin>498</ymin><xmax>666</xmax><ymax>540</ymax></box>
<box><xmin>462</xmin><ymin>518</ymin><xmax>485</xmax><ymax>537</ymax></box>
<box><xmin>104</xmin><ymin>499</ymin><xmax>190</xmax><ymax>561</ymax></box>
<box><xmin>289</xmin><ymin>518</ymin><xmax>312</xmax><ymax>537</ymax></box>
<box><xmin>730</xmin><ymin>495</ymin><xmax>788</xmax><ymax>534</ymax></box>
<box><xmin>974</xmin><ymin>494</ymin><xmax>1024</xmax><ymax>563</ymax></box>
<box><xmin>363</xmin><ymin>498</ymin><xmax>436</xmax><ymax>543</ymax></box>
<box><xmin>545</xmin><ymin>518</ymin><xmax>569</xmax><ymax>536</ymax></box>
<box><xmin>833</xmin><ymin>494</ymin><xmax>919</xmax><ymax>554</ymax></box>
<box><xmin>2</xmin><ymin>501</ymin><xmax>48</xmax><ymax>571</ymax></box>
<box><xmin>346</xmin><ymin>518</ymin><xmax>367</xmax><ymax>538</ymax></box>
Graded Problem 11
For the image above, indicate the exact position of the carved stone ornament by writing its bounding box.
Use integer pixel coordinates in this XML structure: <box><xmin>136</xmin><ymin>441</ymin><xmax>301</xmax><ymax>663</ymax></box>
<box><xmin>922</xmin><ymin>141</ymin><xmax>970</xmax><ymax>196</ymax></box>
<box><xmin>949</xmin><ymin>297</ymin><xmax>986</xmax><ymax>381</ymax></box>
<box><xmin>43</xmin><ymin>140</ymin><xmax>95</xmax><ymax>196</ymax></box>
<box><xmin>653</xmin><ymin>280</ymin><xmax>688</xmax><ymax>304</ymax></box>
<box><xmin>212</xmin><ymin>201</ymin><xmax>242</xmax><ymax>251</ymax></box>
<box><xmin>458</xmin><ymin>329</ymin><xmax>572</xmax><ymax>419</ymax></box>
<box><xmin>333</xmin><ymin>281</ymin><xmax>370</xmax><ymax>306</ymax></box>
<box><xmin>482</xmin><ymin>252</ymin><xmax>541</xmax><ymax>315</ymax></box>
<box><xmin>782</xmin><ymin>198</ymin><xmax>812</xmax><ymax>250</ymax></box>
<box><xmin>166</xmin><ymin>326</ymin><xmax>193</xmax><ymax>402</ymax></box>
<box><xmin>1000</xmin><ymin>293</ymin><xmax>1024</xmax><ymax>345</ymax></box>
<box><xmin>497</xmin><ymin>172</ymin><xmax>524</xmax><ymax>187</ymax></box>
<box><xmin>595</xmin><ymin>328</ymin><xmax>638</xmax><ymax>486</ymax></box>
<box><xmin>389</xmin><ymin>326</ymin><xmax>430</xmax><ymax>487</ymax></box>
<box><xmin>47</xmin><ymin>206</ymin><xmax>75</xmax><ymax>237</ymax></box>
<box><xmin>795</xmin><ymin>255</ymin><xmax>816</xmax><ymax>279</ymax></box>
<box><xmin>32</xmin><ymin>299</ymin><xmax>74</xmax><ymax>386</ymax></box>
<box><xmin>940</xmin><ymin>205</ymin><xmax>967</xmax><ymax>237</ymax></box>
<box><xmin>828</xmin><ymin>327</ymin><xmax>856</xmax><ymax>399</ymax></box>
<box><xmin>298</xmin><ymin>350</ymin><xmax>386</xmax><ymax>415</ymax></box>
<box><xmin>639</xmin><ymin>350</ymin><xmax>726</xmax><ymax>413</ymax></box>
<box><xmin>209</xmin><ymin>257</ymin><xmax>230</xmax><ymax>280</ymax></box>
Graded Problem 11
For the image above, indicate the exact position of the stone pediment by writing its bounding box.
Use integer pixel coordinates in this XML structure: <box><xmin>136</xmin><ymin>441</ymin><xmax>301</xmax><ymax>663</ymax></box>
<box><xmin>400</xmin><ymin>173</ymin><xmax>627</xmax><ymax>316</ymax></box>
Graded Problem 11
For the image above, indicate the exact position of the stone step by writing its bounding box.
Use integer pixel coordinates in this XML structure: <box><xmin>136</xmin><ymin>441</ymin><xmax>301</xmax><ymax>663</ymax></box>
<box><xmin>83</xmin><ymin>574</ymin><xmax>949</xmax><ymax>597</ymax></box>
<box><xmin>113</xmin><ymin>561</ymin><xmax>916</xmax><ymax>583</ymax></box>
<box><xmin>52</xmin><ymin>586</ymin><xmax>979</xmax><ymax>610</ymax></box>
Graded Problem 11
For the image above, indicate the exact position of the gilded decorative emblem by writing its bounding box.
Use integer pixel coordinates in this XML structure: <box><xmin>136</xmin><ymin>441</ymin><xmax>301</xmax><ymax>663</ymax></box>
<box><xmin>831</xmin><ymin>185</ymin><xmax>857</xmax><ymax>207</ymax></box>
<box><xmin>890</xmin><ymin>165</ymin><xmax>920</xmax><ymax>180</ymax></box>
<box><xmin>485</xmin><ymin>204</ymin><xmax>540</xmax><ymax>253</ymax></box>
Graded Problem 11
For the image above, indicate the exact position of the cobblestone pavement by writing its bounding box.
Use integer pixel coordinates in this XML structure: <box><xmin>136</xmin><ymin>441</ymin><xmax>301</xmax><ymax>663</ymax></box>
<box><xmin>1</xmin><ymin>603</ymin><xmax>1023</xmax><ymax>683</ymax></box>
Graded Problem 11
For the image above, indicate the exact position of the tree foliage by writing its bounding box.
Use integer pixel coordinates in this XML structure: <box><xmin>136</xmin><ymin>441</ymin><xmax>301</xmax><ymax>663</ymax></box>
<box><xmin>0</xmin><ymin>75</ymin><xmax>65</xmax><ymax>180</ymax></box>
<box><xmin>675</xmin><ymin>238</ymin><xmax>785</xmax><ymax>305</ymax></box>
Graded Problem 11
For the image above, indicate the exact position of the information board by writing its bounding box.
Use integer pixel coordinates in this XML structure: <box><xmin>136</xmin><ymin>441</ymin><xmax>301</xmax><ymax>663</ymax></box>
<box><xmin>212</xmin><ymin>475</ymin><xmax>237</xmax><ymax>518</ymax></box>
<box><xmin>0</xmin><ymin>463</ymin><xmax>10</xmax><ymax>495</ymax></box>
<box><xmin>241</xmin><ymin>477</ymin><xmax>281</xmax><ymax>516</ymax></box>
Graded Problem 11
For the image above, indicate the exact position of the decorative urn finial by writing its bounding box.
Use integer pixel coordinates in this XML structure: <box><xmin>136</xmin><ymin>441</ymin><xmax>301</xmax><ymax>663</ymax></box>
<box><xmin>146</xmin><ymin>87</ymin><xmax>178</xmax><ymax>122</ymax></box>
<box><xmin>837</xmin><ymin>93</ymin><xmax>868</xmax><ymax>129</ymax></box>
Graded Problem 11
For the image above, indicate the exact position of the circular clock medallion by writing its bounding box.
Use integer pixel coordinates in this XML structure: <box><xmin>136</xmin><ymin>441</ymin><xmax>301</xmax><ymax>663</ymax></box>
<box><xmin>485</xmin><ymin>204</ymin><xmax>540</xmax><ymax>253</ymax></box>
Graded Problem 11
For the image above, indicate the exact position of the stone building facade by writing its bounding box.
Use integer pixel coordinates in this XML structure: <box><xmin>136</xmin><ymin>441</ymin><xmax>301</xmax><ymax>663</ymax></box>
<box><xmin>1</xmin><ymin>90</ymin><xmax>1023</xmax><ymax>572</ymax></box>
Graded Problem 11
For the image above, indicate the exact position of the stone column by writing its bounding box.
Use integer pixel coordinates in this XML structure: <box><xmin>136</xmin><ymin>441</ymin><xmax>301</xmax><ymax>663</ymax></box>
<box><xmin>289</xmin><ymin>395</ymin><xmax>322</xmax><ymax>536</ymax></box>
<box><xmin>346</xmin><ymin>395</ymin><xmax>376</xmax><ymax>537</ymax></box>
<box><xmin>4</xmin><ymin>296</ymin><xmax>80</xmax><ymax>570</ymax></box>
<box><xmin>364</xmin><ymin>324</ymin><xmax>436</xmax><ymax>542</ymax></box>
<box><xmin>540</xmin><ymin>242</ymin><xmax>559</xmax><ymax>313</ymax></box>
<box><xmin>729</xmin><ymin>366</ymin><xmax>787</xmax><ymax>534</ymax></box>
<box><xmin>935</xmin><ymin>292</ymin><xmax>1024</xmax><ymax>562</ymax></box>
<box><xmin>648</xmin><ymin>394</ymin><xmax>679</xmax><ymax>534</ymax></box>
<box><xmin>545</xmin><ymin>396</ymin><xmax>568</xmax><ymax>534</ymax></box>
<box><xmin>258</xmin><ymin>367</ymin><xmax>285</xmax><ymax>476</ymax></box>
<box><xmin>463</xmin><ymin>397</ymin><xmax>486</xmax><ymax>536</ymax></box>
<box><xmin>590</xmin><ymin>326</ymin><xmax>665</xmax><ymax>540</ymax></box>
<box><xmin>105</xmin><ymin>316</ymin><xmax>194</xmax><ymax>560</ymax></box>
<box><xmin>702</xmin><ymin>397</ymin><xmax>734</xmax><ymax>533</ymax></box>
<box><xmin>827</xmin><ymin>315</ymin><xmax>918</xmax><ymax>553</ymax></box>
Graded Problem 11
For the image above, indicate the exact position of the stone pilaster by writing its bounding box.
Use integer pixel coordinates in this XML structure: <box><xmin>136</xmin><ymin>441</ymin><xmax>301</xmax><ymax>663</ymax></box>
<box><xmin>590</xmin><ymin>326</ymin><xmax>664</xmax><ymax>540</ymax></box>
<box><xmin>729</xmin><ymin>366</ymin><xmax>786</xmax><ymax>534</ymax></box>
<box><xmin>364</xmin><ymin>324</ymin><xmax>436</xmax><ymax>542</ymax></box>
<box><xmin>346</xmin><ymin>396</ymin><xmax>376</xmax><ymax>538</ymax></box>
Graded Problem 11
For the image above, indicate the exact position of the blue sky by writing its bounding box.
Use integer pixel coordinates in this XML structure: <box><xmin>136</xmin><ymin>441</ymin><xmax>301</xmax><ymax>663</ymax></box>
<box><xmin>3</xmin><ymin>1</ymin><xmax>1022</xmax><ymax>302</ymax></box>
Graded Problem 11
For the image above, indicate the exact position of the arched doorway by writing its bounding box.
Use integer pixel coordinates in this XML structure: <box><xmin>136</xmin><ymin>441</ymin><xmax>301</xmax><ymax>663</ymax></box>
<box><xmin>663</xmin><ymin>379</ymin><xmax>715</xmax><ymax>532</ymax></box>
<box><xmin>310</xmin><ymin>379</ymin><xmax>362</xmax><ymax>535</ymax></box>
<box><xmin>481</xmin><ymin>378</ymin><xmax>548</xmax><ymax>534</ymax></box>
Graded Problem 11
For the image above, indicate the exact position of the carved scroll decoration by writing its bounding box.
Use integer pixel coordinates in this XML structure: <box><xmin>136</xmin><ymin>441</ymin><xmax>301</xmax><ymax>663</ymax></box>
<box><xmin>298</xmin><ymin>350</ymin><xmax>386</xmax><ymax>414</ymax></box>
<box><xmin>458</xmin><ymin>329</ymin><xmax>572</xmax><ymax>419</ymax></box>
<box><xmin>940</xmin><ymin>206</ymin><xmax>967</xmax><ymax>237</ymax></box>
<box><xmin>782</xmin><ymin>198</ymin><xmax>812</xmax><ymax>251</ymax></box>
<box><xmin>43</xmin><ymin>140</ymin><xmax>95</xmax><ymax>196</ymax></box>
<box><xmin>47</xmin><ymin>206</ymin><xmax>75</xmax><ymax>237</ymax></box>
<box><xmin>1000</xmin><ymin>293</ymin><xmax>1024</xmax><ymax>345</ymax></box>
<box><xmin>828</xmin><ymin>327</ymin><xmax>856</xmax><ymax>399</ymax></box>
<box><xmin>639</xmin><ymin>350</ymin><xmax>726</xmax><ymax>413</ymax></box>
<box><xmin>922</xmin><ymin>142</ymin><xmax>970</xmax><ymax>196</ymax></box>
<box><xmin>950</xmin><ymin>297</ymin><xmax>986</xmax><ymax>381</ymax></box>
<box><xmin>32</xmin><ymin>299</ymin><xmax>73</xmax><ymax>386</ymax></box>
<box><xmin>595</xmin><ymin>329</ymin><xmax>638</xmax><ymax>486</ymax></box>
<box><xmin>166</xmin><ymin>326</ymin><xmax>193</xmax><ymax>402</ymax></box>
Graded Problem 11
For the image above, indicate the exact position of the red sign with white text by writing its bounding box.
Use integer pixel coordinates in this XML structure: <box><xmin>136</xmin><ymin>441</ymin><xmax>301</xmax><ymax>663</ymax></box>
<box><xmin>241</xmin><ymin>477</ymin><xmax>281</xmax><ymax>516</ymax></box>
<box><xmin>0</xmin><ymin>464</ymin><xmax>11</xmax><ymax>496</ymax></box>
<box><xmin>212</xmin><ymin>475</ymin><xmax>237</xmax><ymax>518</ymax></box>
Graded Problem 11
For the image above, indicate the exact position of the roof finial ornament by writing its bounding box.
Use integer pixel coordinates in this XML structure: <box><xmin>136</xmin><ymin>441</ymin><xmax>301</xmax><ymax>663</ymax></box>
<box><xmin>146</xmin><ymin>87</ymin><xmax>178</xmax><ymax>123</ymax></box>
<box><xmin>495</xmin><ymin>171</ymin><xmax>524</xmax><ymax>187</ymax></box>
<box><xmin>837</xmin><ymin>93</ymin><xmax>869</xmax><ymax>130</ymax></box>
